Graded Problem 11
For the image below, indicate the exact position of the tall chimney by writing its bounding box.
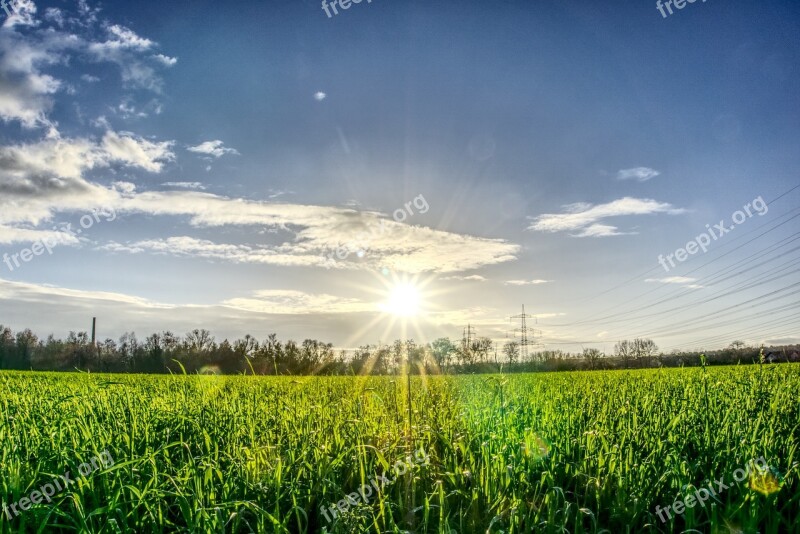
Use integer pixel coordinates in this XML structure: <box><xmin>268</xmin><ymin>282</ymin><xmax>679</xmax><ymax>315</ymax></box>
<box><xmin>91</xmin><ymin>317</ymin><xmax>96</xmax><ymax>346</ymax></box>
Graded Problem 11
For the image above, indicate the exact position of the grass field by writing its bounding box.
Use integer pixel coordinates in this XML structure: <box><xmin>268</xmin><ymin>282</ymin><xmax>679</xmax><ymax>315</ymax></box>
<box><xmin>0</xmin><ymin>364</ymin><xmax>797</xmax><ymax>533</ymax></box>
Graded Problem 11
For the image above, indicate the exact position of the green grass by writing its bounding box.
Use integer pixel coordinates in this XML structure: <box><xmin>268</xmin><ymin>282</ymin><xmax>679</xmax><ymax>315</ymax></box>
<box><xmin>0</xmin><ymin>364</ymin><xmax>797</xmax><ymax>532</ymax></box>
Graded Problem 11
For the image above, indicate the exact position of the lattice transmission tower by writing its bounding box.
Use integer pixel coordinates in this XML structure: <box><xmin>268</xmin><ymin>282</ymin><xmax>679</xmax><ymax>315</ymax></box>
<box><xmin>509</xmin><ymin>305</ymin><xmax>542</xmax><ymax>362</ymax></box>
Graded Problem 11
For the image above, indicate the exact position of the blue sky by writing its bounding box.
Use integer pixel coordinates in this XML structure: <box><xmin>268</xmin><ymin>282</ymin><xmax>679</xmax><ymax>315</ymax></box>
<box><xmin>0</xmin><ymin>0</ymin><xmax>798</xmax><ymax>352</ymax></box>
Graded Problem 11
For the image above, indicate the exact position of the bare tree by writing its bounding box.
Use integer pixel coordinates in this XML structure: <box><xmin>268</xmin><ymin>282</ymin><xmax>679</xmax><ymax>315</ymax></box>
<box><xmin>473</xmin><ymin>337</ymin><xmax>493</xmax><ymax>363</ymax></box>
<box><xmin>583</xmin><ymin>348</ymin><xmax>603</xmax><ymax>370</ymax></box>
<box><xmin>185</xmin><ymin>329</ymin><xmax>215</xmax><ymax>353</ymax></box>
<box><xmin>457</xmin><ymin>340</ymin><xmax>475</xmax><ymax>365</ymax></box>
<box><xmin>633</xmin><ymin>338</ymin><xmax>658</xmax><ymax>362</ymax></box>
<box><xmin>615</xmin><ymin>340</ymin><xmax>633</xmax><ymax>369</ymax></box>
<box><xmin>503</xmin><ymin>341</ymin><xmax>520</xmax><ymax>364</ymax></box>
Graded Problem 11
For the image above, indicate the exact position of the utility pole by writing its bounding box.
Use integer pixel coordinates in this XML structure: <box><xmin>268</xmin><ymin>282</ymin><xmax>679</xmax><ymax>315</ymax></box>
<box><xmin>510</xmin><ymin>305</ymin><xmax>542</xmax><ymax>362</ymax></box>
<box><xmin>81</xmin><ymin>316</ymin><xmax>97</xmax><ymax>369</ymax></box>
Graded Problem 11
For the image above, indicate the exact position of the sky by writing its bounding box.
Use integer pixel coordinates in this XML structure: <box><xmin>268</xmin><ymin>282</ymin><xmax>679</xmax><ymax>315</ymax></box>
<box><xmin>0</xmin><ymin>0</ymin><xmax>798</xmax><ymax>354</ymax></box>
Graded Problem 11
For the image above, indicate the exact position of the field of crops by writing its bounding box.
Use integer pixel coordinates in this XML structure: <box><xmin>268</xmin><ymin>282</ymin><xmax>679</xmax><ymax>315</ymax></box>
<box><xmin>0</xmin><ymin>364</ymin><xmax>798</xmax><ymax>533</ymax></box>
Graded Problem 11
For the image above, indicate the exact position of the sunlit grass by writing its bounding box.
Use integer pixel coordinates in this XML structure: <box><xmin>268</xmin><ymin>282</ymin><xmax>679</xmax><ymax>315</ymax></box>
<box><xmin>0</xmin><ymin>365</ymin><xmax>797</xmax><ymax>532</ymax></box>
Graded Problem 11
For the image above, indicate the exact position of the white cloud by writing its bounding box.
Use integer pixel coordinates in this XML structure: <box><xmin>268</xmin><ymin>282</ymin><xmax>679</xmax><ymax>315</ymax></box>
<box><xmin>0</xmin><ymin>28</ymin><xmax>68</xmax><ymax>130</ymax></box>
<box><xmin>116</xmin><ymin>100</ymin><xmax>145</xmax><ymax>119</ymax></box>
<box><xmin>645</xmin><ymin>276</ymin><xmax>696</xmax><ymax>284</ymax></box>
<box><xmin>223</xmin><ymin>290</ymin><xmax>374</xmax><ymax>315</ymax></box>
<box><xmin>0</xmin><ymin>6</ymin><xmax>173</xmax><ymax>133</ymax></box>
<box><xmin>504</xmin><ymin>279</ymin><xmax>550</xmax><ymax>286</ymax></box>
<box><xmin>100</xmin><ymin>131</ymin><xmax>174</xmax><ymax>172</ymax></box>
<box><xmin>441</xmin><ymin>275</ymin><xmax>488</xmax><ymax>282</ymax></box>
<box><xmin>0</xmin><ymin>7</ymin><xmax>516</xmax><ymax>274</ymax></box>
<box><xmin>90</xmin><ymin>115</ymin><xmax>110</xmax><ymax>128</ymax></box>
<box><xmin>573</xmin><ymin>224</ymin><xmax>628</xmax><ymax>237</ymax></box>
<box><xmin>98</xmin><ymin>211</ymin><xmax>521</xmax><ymax>274</ymax></box>
<box><xmin>0</xmin><ymin>277</ymin><xmax>514</xmax><ymax>348</ymax></box>
<box><xmin>293</xmin><ymin>215</ymin><xmax>519</xmax><ymax>274</ymax></box>
<box><xmin>314</xmin><ymin>91</ymin><xmax>326</xmax><ymax>101</ymax></box>
<box><xmin>187</xmin><ymin>140</ymin><xmax>240</xmax><ymax>159</ymax></box>
<box><xmin>101</xmin><ymin>236</ymin><xmax>328</xmax><ymax>268</ymax></box>
<box><xmin>161</xmin><ymin>182</ymin><xmax>206</xmax><ymax>190</ymax></box>
<box><xmin>42</xmin><ymin>7</ymin><xmax>65</xmax><ymax>26</ymax></box>
<box><xmin>1</xmin><ymin>0</ymin><xmax>37</xmax><ymax>28</ymax></box>
<box><xmin>616</xmin><ymin>167</ymin><xmax>660</xmax><ymax>182</ymax></box>
<box><xmin>0</xmin><ymin>225</ymin><xmax>79</xmax><ymax>246</ymax></box>
<box><xmin>0</xmin><ymin>133</ymin><xmax>173</xmax><ymax>224</ymax></box>
<box><xmin>152</xmin><ymin>53</ymin><xmax>177</xmax><ymax>66</ymax></box>
<box><xmin>645</xmin><ymin>276</ymin><xmax>703</xmax><ymax>288</ymax></box>
<box><xmin>0</xmin><ymin>277</ymin><xmax>173</xmax><ymax>308</ymax></box>
<box><xmin>83</xmin><ymin>25</ymin><xmax>165</xmax><ymax>91</ymax></box>
<box><xmin>104</xmin><ymin>24</ymin><xmax>154</xmax><ymax>51</ymax></box>
<box><xmin>0</xmin><ymin>134</ymin><xmax>518</xmax><ymax>272</ymax></box>
<box><xmin>528</xmin><ymin>197</ymin><xmax>685</xmax><ymax>238</ymax></box>
<box><xmin>112</xmin><ymin>181</ymin><xmax>136</xmax><ymax>194</ymax></box>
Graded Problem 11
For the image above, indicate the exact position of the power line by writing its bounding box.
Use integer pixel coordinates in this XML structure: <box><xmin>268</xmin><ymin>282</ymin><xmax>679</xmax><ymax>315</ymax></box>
<box><xmin>546</xmin><ymin>218</ymin><xmax>800</xmax><ymax>328</ymax></box>
<box><xmin>555</xmin><ymin>184</ymin><xmax>800</xmax><ymax>309</ymax></box>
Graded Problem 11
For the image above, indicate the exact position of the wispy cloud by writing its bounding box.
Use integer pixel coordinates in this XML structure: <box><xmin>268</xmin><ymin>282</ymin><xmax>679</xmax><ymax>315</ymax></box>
<box><xmin>504</xmin><ymin>279</ymin><xmax>550</xmax><ymax>286</ymax></box>
<box><xmin>223</xmin><ymin>290</ymin><xmax>374</xmax><ymax>315</ymax></box>
<box><xmin>441</xmin><ymin>275</ymin><xmax>487</xmax><ymax>282</ymax></box>
<box><xmin>0</xmin><ymin>4</ymin><xmax>173</xmax><ymax>132</ymax></box>
<box><xmin>645</xmin><ymin>276</ymin><xmax>703</xmax><ymax>288</ymax></box>
<box><xmin>528</xmin><ymin>197</ymin><xmax>685</xmax><ymax>238</ymax></box>
<box><xmin>161</xmin><ymin>182</ymin><xmax>207</xmax><ymax>190</ymax></box>
<box><xmin>101</xmin><ymin>236</ymin><xmax>328</xmax><ymax>268</ymax></box>
<box><xmin>616</xmin><ymin>167</ymin><xmax>660</xmax><ymax>182</ymax></box>
<box><xmin>645</xmin><ymin>276</ymin><xmax>696</xmax><ymax>284</ymax></box>
<box><xmin>86</xmin><ymin>24</ymin><xmax>168</xmax><ymax>91</ymax></box>
<box><xmin>187</xmin><ymin>140</ymin><xmax>240</xmax><ymax>159</ymax></box>
<box><xmin>0</xmin><ymin>226</ymin><xmax>79</xmax><ymax>246</ymax></box>
<box><xmin>99</xmin><ymin>206</ymin><xmax>520</xmax><ymax>274</ymax></box>
<box><xmin>0</xmin><ymin>278</ymin><xmax>514</xmax><ymax>341</ymax></box>
<box><xmin>152</xmin><ymin>53</ymin><xmax>177</xmax><ymax>66</ymax></box>
<box><xmin>0</xmin><ymin>277</ymin><xmax>174</xmax><ymax>309</ymax></box>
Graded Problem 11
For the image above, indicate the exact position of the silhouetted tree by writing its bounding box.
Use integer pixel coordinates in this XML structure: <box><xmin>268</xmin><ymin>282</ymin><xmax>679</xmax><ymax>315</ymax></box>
<box><xmin>431</xmin><ymin>338</ymin><xmax>456</xmax><ymax>369</ymax></box>
<box><xmin>583</xmin><ymin>348</ymin><xmax>603</xmax><ymax>370</ymax></box>
<box><xmin>14</xmin><ymin>329</ymin><xmax>38</xmax><ymax>369</ymax></box>
<box><xmin>615</xmin><ymin>340</ymin><xmax>634</xmax><ymax>369</ymax></box>
<box><xmin>503</xmin><ymin>341</ymin><xmax>520</xmax><ymax>364</ymax></box>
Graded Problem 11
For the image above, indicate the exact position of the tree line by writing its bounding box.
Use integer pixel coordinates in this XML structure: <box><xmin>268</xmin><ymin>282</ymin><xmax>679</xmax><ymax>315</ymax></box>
<box><xmin>0</xmin><ymin>325</ymin><xmax>796</xmax><ymax>375</ymax></box>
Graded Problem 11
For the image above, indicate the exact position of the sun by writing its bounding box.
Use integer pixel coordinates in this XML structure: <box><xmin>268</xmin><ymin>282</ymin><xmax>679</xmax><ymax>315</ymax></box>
<box><xmin>340</xmin><ymin>271</ymin><xmax>448</xmax><ymax>349</ymax></box>
<box><xmin>383</xmin><ymin>282</ymin><xmax>421</xmax><ymax>317</ymax></box>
